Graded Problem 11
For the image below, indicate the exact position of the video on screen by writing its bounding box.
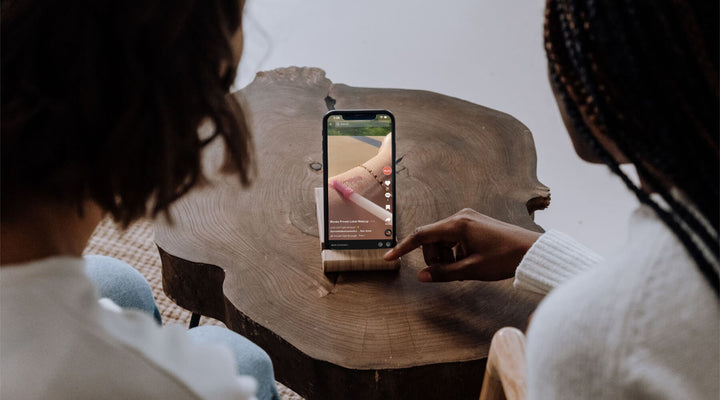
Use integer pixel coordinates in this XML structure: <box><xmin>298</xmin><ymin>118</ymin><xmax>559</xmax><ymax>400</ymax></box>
<box><xmin>326</xmin><ymin>114</ymin><xmax>394</xmax><ymax>246</ymax></box>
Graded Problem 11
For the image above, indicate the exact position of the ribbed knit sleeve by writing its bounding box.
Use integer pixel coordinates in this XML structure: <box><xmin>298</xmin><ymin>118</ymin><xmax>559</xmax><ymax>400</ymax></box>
<box><xmin>513</xmin><ymin>230</ymin><xmax>603</xmax><ymax>295</ymax></box>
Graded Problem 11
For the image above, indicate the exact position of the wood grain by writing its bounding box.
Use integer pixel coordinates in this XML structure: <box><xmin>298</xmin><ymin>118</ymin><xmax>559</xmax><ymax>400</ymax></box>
<box><xmin>321</xmin><ymin>249</ymin><xmax>401</xmax><ymax>272</ymax></box>
<box><xmin>155</xmin><ymin>67</ymin><xmax>549</xmax><ymax>399</ymax></box>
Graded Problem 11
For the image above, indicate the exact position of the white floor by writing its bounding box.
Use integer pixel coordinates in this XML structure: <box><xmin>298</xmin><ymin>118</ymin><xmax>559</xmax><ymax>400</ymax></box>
<box><xmin>236</xmin><ymin>0</ymin><xmax>638</xmax><ymax>256</ymax></box>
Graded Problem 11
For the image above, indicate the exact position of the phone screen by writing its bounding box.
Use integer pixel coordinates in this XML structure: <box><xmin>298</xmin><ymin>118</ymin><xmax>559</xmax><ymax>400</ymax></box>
<box><xmin>323</xmin><ymin>110</ymin><xmax>396</xmax><ymax>250</ymax></box>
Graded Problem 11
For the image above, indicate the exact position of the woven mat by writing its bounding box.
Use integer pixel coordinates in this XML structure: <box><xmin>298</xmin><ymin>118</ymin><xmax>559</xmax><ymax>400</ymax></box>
<box><xmin>83</xmin><ymin>217</ymin><xmax>302</xmax><ymax>400</ymax></box>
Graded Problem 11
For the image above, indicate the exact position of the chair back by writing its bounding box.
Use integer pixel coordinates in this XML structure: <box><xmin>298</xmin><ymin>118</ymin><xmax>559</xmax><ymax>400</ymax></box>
<box><xmin>478</xmin><ymin>327</ymin><xmax>527</xmax><ymax>400</ymax></box>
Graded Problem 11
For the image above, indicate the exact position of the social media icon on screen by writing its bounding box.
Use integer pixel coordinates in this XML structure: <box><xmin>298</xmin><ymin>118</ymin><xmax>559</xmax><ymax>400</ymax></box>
<box><xmin>385</xmin><ymin>242</ymin><xmax>391</xmax><ymax>247</ymax></box>
<box><xmin>385</xmin><ymin>217</ymin><xmax>391</xmax><ymax>225</ymax></box>
<box><xmin>385</xmin><ymin>205</ymin><xmax>391</xmax><ymax>210</ymax></box>
<box><xmin>384</xmin><ymin>180</ymin><xmax>391</xmax><ymax>186</ymax></box>
<box><xmin>384</xmin><ymin>229</ymin><xmax>392</xmax><ymax>237</ymax></box>
<box><xmin>385</xmin><ymin>192</ymin><xmax>391</xmax><ymax>198</ymax></box>
<box><xmin>377</xmin><ymin>242</ymin><xmax>383</xmax><ymax>247</ymax></box>
<box><xmin>383</xmin><ymin>166</ymin><xmax>392</xmax><ymax>175</ymax></box>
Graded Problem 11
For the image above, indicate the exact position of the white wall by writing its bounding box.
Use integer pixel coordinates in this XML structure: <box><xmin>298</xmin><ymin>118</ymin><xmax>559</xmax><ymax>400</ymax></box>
<box><xmin>236</xmin><ymin>0</ymin><xmax>638</xmax><ymax>256</ymax></box>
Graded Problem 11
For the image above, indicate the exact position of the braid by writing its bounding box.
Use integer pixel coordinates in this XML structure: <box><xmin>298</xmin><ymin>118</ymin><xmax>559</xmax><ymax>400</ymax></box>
<box><xmin>548</xmin><ymin>57</ymin><xmax>720</xmax><ymax>295</ymax></box>
<box><xmin>580</xmin><ymin>0</ymin><xmax>720</xmax><ymax>256</ymax></box>
<box><xmin>545</xmin><ymin>0</ymin><xmax>720</xmax><ymax>295</ymax></box>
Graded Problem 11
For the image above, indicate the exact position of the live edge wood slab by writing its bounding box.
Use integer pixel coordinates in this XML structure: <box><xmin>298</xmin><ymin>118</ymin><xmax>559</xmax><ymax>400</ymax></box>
<box><xmin>155</xmin><ymin>67</ymin><xmax>550</xmax><ymax>400</ymax></box>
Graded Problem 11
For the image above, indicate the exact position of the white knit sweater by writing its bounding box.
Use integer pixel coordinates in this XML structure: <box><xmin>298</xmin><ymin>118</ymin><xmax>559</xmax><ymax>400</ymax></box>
<box><xmin>1</xmin><ymin>257</ymin><xmax>257</xmax><ymax>399</ymax></box>
<box><xmin>514</xmin><ymin>205</ymin><xmax>719</xmax><ymax>399</ymax></box>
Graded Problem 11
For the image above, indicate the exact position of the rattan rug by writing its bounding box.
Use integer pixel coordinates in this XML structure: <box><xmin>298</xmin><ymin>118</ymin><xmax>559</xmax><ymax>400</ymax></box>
<box><xmin>84</xmin><ymin>217</ymin><xmax>302</xmax><ymax>400</ymax></box>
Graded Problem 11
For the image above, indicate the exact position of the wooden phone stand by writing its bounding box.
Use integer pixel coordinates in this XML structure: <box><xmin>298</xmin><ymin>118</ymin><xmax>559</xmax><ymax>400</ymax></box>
<box><xmin>315</xmin><ymin>188</ymin><xmax>401</xmax><ymax>273</ymax></box>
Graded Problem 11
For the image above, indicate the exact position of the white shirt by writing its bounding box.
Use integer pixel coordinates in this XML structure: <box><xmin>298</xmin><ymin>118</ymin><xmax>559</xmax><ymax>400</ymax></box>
<box><xmin>0</xmin><ymin>257</ymin><xmax>256</xmax><ymax>399</ymax></box>
<box><xmin>515</xmin><ymin>206</ymin><xmax>719</xmax><ymax>399</ymax></box>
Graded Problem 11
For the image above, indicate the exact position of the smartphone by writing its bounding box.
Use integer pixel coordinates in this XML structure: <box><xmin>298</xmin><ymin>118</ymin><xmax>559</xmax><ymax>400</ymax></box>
<box><xmin>323</xmin><ymin>110</ymin><xmax>396</xmax><ymax>250</ymax></box>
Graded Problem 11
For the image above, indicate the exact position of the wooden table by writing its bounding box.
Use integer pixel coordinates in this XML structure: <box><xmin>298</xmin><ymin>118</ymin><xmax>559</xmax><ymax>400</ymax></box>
<box><xmin>155</xmin><ymin>67</ymin><xmax>549</xmax><ymax>400</ymax></box>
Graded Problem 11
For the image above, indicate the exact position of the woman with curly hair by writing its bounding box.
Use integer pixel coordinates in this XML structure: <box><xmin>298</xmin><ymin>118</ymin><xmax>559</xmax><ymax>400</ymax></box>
<box><xmin>1</xmin><ymin>1</ymin><xmax>279</xmax><ymax>398</ymax></box>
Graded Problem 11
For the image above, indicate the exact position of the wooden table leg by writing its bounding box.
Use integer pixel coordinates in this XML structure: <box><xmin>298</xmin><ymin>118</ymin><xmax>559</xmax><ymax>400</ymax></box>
<box><xmin>189</xmin><ymin>313</ymin><xmax>201</xmax><ymax>329</ymax></box>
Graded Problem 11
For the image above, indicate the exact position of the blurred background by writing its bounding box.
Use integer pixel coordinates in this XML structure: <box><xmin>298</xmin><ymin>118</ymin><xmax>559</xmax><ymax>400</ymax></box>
<box><xmin>235</xmin><ymin>0</ymin><xmax>638</xmax><ymax>256</ymax></box>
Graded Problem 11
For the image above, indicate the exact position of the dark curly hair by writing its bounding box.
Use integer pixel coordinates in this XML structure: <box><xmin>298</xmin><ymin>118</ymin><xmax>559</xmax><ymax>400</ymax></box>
<box><xmin>1</xmin><ymin>0</ymin><xmax>254</xmax><ymax>226</ymax></box>
<box><xmin>544</xmin><ymin>0</ymin><xmax>719</xmax><ymax>294</ymax></box>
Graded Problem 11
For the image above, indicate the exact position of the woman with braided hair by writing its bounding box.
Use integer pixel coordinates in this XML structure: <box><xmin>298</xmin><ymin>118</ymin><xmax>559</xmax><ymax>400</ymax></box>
<box><xmin>386</xmin><ymin>0</ymin><xmax>718</xmax><ymax>397</ymax></box>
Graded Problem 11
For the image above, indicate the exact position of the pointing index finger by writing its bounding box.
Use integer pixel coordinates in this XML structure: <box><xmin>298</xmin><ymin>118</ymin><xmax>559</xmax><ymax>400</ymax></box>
<box><xmin>384</xmin><ymin>217</ymin><xmax>461</xmax><ymax>260</ymax></box>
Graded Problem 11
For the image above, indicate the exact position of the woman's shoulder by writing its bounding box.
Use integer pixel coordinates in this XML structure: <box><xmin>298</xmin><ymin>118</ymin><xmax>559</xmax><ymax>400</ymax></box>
<box><xmin>94</xmin><ymin>303</ymin><xmax>256</xmax><ymax>399</ymax></box>
<box><xmin>0</xmin><ymin>257</ymin><xmax>254</xmax><ymax>400</ymax></box>
<box><xmin>526</xmin><ymin>205</ymin><xmax>719</xmax><ymax>399</ymax></box>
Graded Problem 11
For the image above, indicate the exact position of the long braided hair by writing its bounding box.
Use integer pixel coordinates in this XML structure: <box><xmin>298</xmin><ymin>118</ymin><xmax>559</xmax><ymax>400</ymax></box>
<box><xmin>544</xmin><ymin>0</ymin><xmax>719</xmax><ymax>295</ymax></box>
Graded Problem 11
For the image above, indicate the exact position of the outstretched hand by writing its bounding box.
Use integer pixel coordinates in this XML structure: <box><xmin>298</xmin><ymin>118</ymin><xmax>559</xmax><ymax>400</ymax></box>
<box><xmin>384</xmin><ymin>208</ymin><xmax>541</xmax><ymax>282</ymax></box>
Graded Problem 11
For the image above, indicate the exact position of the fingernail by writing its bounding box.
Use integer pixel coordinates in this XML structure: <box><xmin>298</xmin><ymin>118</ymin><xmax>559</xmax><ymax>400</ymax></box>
<box><xmin>383</xmin><ymin>250</ymin><xmax>394</xmax><ymax>260</ymax></box>
<box><xmin>418</xmin><ymin>269</ymin><xmax>432</xmax><ymax>282</ymax></box>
